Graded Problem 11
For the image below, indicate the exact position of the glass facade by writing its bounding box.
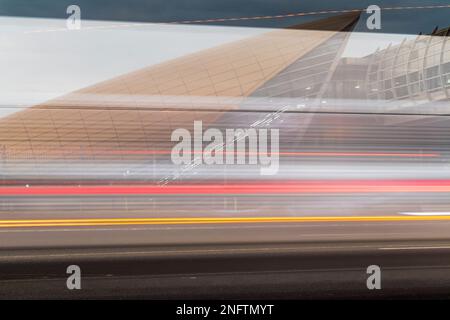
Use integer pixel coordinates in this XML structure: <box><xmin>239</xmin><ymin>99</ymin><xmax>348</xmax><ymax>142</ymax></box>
<box><xmin>366</xmin><ymin>27</ymin><xmax>450</xmax><ymax>103</ymax></box>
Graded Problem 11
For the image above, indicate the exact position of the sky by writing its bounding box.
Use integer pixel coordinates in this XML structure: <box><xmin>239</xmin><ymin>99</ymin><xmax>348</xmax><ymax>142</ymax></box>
<box><xmin>0</xmin><ymin>18</ymin><xmax>264</xmax><ymax>112</ymax></box>
<box><xmin>0</xmin><ymin>1</ymin><xmax>449</xmax><ymax>118</ymax></box>
<box><xmin>1</xmin><ymin>0</ymin><xmax>449</xmax><ymax>33</ymax></box>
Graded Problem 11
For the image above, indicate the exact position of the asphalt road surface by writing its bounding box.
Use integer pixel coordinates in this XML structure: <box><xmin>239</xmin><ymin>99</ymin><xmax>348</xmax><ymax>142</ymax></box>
<box><xmin>2</xmin><ymin>238</ymin><xmax>450</xmax><ymax>299</ymax></box>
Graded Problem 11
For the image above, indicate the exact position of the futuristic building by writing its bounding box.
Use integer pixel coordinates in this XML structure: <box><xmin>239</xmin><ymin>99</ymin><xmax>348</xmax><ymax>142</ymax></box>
<box><xmin>324</xmin><ymin>27</ymin><xmax>450</xmax><ymax>104</ymax></box>
<box><xmin>0</xmin><ymin>12</ymin><xmax>360</xmax><ymax>179</ymax></box>
<box><xmin>366</xmin><ymin>27</ymin><xmax>450</xmax><ymax>104</ymax></box>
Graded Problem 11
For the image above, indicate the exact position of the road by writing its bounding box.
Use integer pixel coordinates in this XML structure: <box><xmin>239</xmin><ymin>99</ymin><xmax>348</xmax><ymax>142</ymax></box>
<box><xmin>2</xmin><ymin>111</ymin><xmax>450</xmax><ymax>298</ymax></box>
<box><xmin>2</xmin><ymin>237</ymin><xmax>450</xmax><ymax>299</ymax></box>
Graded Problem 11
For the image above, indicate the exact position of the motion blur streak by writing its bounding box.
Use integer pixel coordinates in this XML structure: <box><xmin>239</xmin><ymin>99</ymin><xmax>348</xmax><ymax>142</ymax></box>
<box><xmin>2</xmin><ymin>180</ymin><xmax>450</xmax><ymax>195</ymax></box>
<box><xmin>84</xmin><ymin>150</ymin><xmax>441</xmax><ymax>157</ymax></box>
<box><xmin>3</xmin><ymin>215</ymin><xmax>450</xmax><ymax>228</ymax></box>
